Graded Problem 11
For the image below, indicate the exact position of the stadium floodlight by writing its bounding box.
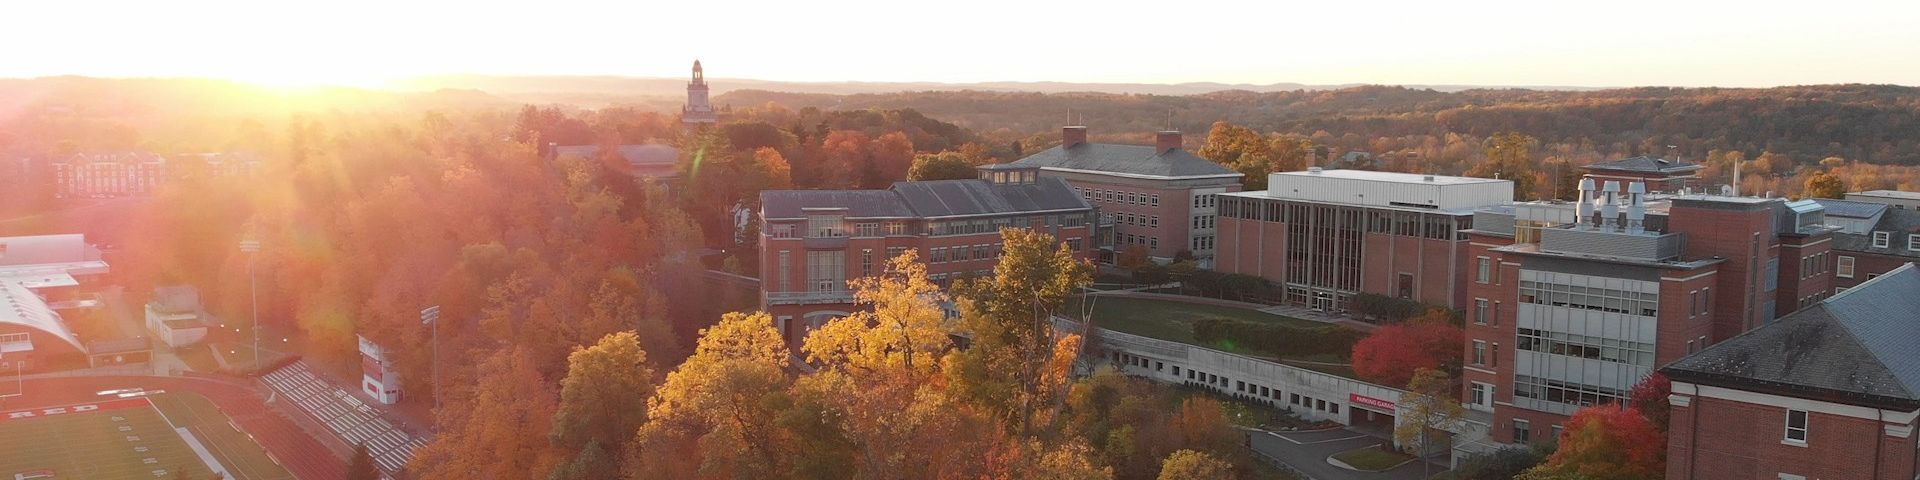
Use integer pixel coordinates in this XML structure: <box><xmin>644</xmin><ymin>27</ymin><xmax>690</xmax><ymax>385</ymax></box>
<box><xmin>421</xmin><ymin>305</ymin><xmax>442</xmax><ymax>410</ymax></box>
<box><xmin>240</xmin><ymin>239</ymin><xmax>263</xmax><ymax>371</ymax></box>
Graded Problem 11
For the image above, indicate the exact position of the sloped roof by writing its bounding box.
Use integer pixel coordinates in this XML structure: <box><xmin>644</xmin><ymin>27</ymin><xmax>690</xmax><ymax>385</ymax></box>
<box><xmin>760</xmin><ymin>177</ymin><xmax>1090</xmax><ymax>220</ymax></box>
<box><xmin>1663</xmin><ymin>263</ymin><xmax>1920</xmax><ymax>410</ymax></box>
<box><xmin>1830</xmin><ymin>207</ymin><xmax>1920</xmax><ymax>257</ymax></box>
<box><xmin>1813</xmin><ymin>199</ymin><xmax>1889</xmax><ymax>219</ymax></box>
<box><xmin>1011</xmin><ymin>143</ymin><xmax>1239</xmax><ymax>179</ymax></box>
<box><xmin>1582</xmin><ymin>156</ymin><xmax>1701</xmax><ymax>174</ymax></box>
<box><xmin>890</xmin><ymin>177</ymin><xmax>1087</xmax><ymax>217</ymax></box>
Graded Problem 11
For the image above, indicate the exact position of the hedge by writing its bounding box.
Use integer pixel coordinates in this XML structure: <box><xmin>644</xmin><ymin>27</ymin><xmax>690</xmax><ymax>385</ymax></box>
<box><xmin>1191</xmin><ymin>318</ymin><xmax>1366</xmax><ymax>359</ymax></box>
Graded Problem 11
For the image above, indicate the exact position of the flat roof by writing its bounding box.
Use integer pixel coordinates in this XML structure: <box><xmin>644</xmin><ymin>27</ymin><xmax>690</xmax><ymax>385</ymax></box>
<box><xmin>1851</xmin><ymin>190</ymin><xmax>1920</xmax><ymax>200</ymax></box>
<box><xmin>1271</xmin><ymin>169</ymin><xmax>1507</xmax><ymax>185</ymax></box>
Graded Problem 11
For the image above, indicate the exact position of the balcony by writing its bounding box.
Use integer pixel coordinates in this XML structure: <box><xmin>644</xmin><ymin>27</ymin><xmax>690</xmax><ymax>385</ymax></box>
<box><xmin>764</xmin><ymin>290</ymin><xmax>857</xmax><ymax>306</ymax></box>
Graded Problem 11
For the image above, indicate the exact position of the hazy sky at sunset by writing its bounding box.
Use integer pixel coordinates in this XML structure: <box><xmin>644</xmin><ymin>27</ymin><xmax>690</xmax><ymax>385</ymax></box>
<box><xmin>8</xmin><ymin>0</ymin><xmax>1918</xmax><ymax>88</ymax></box>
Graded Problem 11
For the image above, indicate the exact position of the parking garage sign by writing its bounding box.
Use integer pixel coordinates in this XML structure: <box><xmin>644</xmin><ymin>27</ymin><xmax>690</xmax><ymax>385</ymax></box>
<box><xmin>1349</xmin><ymin>393</ymin><xmax>1397</xmax><ymax>413</ymax></box>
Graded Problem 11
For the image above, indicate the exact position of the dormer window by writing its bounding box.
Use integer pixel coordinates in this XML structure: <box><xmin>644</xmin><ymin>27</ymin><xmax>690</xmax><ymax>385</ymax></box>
<box><xmin>1872</xmin><ymin>231</ymin><xmax>1891</xmax><ymax>248</ymax></box>
<box><xmin>1910</xmin><ymin>234</ymin><xmax>1920</xmax><ymax>251</ymax></box>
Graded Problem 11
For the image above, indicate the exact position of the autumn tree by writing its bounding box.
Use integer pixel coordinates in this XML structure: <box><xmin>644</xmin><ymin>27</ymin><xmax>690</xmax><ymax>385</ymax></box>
<box><xmin>1394</xmin><ymin>368</ymin><xmax>1464</xmax><ymax>476</ymax></box>
<box><xmin>753</xmin><ymin>147</ymin><xmax>793</xmax><ymax>190</ymax></box>
<box><xmin>1467</xmin><ymin>132</ymin><xmax>1539</xmax><ymax>200</ymax></box>
<box><xmin>1269</xmin><ymin>136</ymin><xmax>1313</xmax><ymax>173</ymax></box>
<box><xmin>1518</xmin><ymin>405</ymin><xmax>1665</xmax><ymax>480</ymax></box>
<box><xmin>908</xmin><ymin>151</ymin><xmax>979</xmax><ymax>181</ymax></box>
<box><xmin>550</xmin><ymin>331</ymin><xmax>656</xmax><ymax>474</ymax></box>
<box><xmin>805</xmin><ymin>249</ymin><xmax>953</xmax><ymax>375</ymax></box>
<box><xmin>1156</xmin><ymin>450</ymin><xmax>1233</xmax><ymax>480</ymax></box>
<box><xmin>410</xmin><ymin>347</ymin><xmax>561</xmax><ymax>478</ymax></box>
<box><xmin>1629</xmin><ymin>373</ymin><xmax>1672</xmax><ymax>431</ymax></box>
<box><xmin>1351</xmin><ymin>311</ymin><xmax>1463</xmax><ymax>386</ymax></box>
<box><xmin>347</xmin><ymin>443</ymin><xmax>379</xmax><ymax>480</ymax></box>
<box><xmin>1804</xmin><ymin>171</ymin><xmax>1846</xmax><ymax>199</ymax></box>
<box><xmin>819</xmin><ymin>130</ymin><xmax>871</xmax><ymax>188</ymax></box>
<box><xmin>952</xmin><ymin>228</ymin><xmax>1093</xmax><ymax>435</ymax></box>
<box><xmin>628</xmin><ymin>312</ymin><xmax>794</xmax><ymax>479</ymax></box>
<box><xmin>1198</xmin><ymin>121</ymin><xmax>1279</xmax><ymax>190</ymax></box>
<box><xmin>869</xmin><ymin>131</ymin><xmax>917</xmax><ymax>187</ymax></box>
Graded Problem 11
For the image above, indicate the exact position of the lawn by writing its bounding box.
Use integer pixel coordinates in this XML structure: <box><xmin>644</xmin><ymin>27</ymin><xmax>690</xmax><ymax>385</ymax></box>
<box><xmin>1331</xmin><ymin>444</ymin><xmax>1416</xmax><ymax>472</ymax></box>
<box><xmin>1063</xmin><ymin>295</ymin><xmax>1325</xmax><ymax>347</ymax></box>
<box><xmin>0</xmin><ymin>397</ymin><xmax>215</xmax><ymax>480</ymax></box>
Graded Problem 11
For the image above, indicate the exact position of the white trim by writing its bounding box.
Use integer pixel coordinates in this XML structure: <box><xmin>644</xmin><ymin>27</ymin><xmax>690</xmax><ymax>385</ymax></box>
<box><xmin>1036</xmin><ymin>165</ymin><xmax>1244</xmax><ymax>181</ymax></box>
<box><xmin>1463</xmin><ymin>366</ymin><xmax>1498</xmax><ymax>375</ymax></box>
<box><xmin>1779</xmin><ymin>237</ymin><xmax>1832</xmax><ymax>249</ymax></box>
<box><xmin>1661</xmin><ymin>271</ymin><xmax>1719</xmax><ymax>282</ymax></box>
<box><xmin>1672</xmin><ymin>381</ymin><xmax>1920</xmax><ymax>425</ymax></box>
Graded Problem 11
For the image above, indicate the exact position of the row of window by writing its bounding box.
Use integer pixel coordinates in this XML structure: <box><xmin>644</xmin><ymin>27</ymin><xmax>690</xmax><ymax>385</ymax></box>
<box><xmin>1518</xmin><ymin>280</ymin><xmax>1659</xmax><ymax>317</ymax></box>
<box><xmin>1112</xmin><ymin>351</ymin><xmax>1343</xmax><ymax>416</ymax></box>
<box><xmin>1191</xmin><ymin>215</ymin><xmax>1216</xmax><ymax>230</ymax></box>
<box><xmin>1475</xmin><ymin>257</ymin><xmax>1502</xmax><ymax>284</ymax></box>
<box><xmin>1190</xmin><ymin>235</ymin><xmax>1215</xmax><ymax>251</ymax></box>
<box><xmin>1798</xmin><ymin>251</ymin><xmax>1831</xmax><ymax>279</ymax></box>
<box><xmin>1119</xmin><ymin>234</ymin><xmax>1159</xmax><ymax>251</ymax></box>
<box><xmin>1111</xmin><ymin>212</ymin><xmax>1159</xmax><ymax>228</ymax></box>
<box><xmin>1193</xmin><ymin>193</ymin><xmax>1218</xmax><ymax>209</ymax></box>
<box><xmin>1079</xmin><ymin>188</ymin><xmax>1159</xmax><ymax>207</ymax></box>
<box><xmin>1513</xmin><ymin>374</ymin><xmax>1629</xmax><ymax>409</ymax></box>
<box><xmin>1515</xmin><ymin>328</ymin><xmax>1656</xmax><ymax>366</ymax></box>
<box><xmin>1218</xmin><ymin>196</ymin><xmax>1472</xmax><ymax>241</ymax></box>
<box><xmin>929</xmin><ymin>244</ymin><xmax>1004</xmax><ymax>263</ymax></box>
<box><xmin>772</xmin><ymin>214</ymin><xmax>1093</xmax><ymax>239</ymax></box>
<box><xmin>1509</xmin><ymin>419</ymin><xmax>1562</xmax><ymax>444</ymax></box>
<box><xmin>1868</xmin><ymin>231</ymin><xmax>1920</xmax><ymax>251</ymax></box>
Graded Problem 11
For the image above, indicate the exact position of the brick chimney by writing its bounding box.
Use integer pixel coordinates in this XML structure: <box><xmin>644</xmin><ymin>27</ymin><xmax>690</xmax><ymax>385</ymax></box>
<box><xmin>1156</xmin><ymin>131</ymin><xmax>1183</xmax><ymax>154</ymax></box>
<box><xmin>1062</xmin><ymin>126</ymin><xmax>1088</xmax><ymax>148</ymax></box>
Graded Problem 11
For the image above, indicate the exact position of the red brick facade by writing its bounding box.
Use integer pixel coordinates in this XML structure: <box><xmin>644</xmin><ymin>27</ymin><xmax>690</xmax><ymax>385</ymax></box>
<box><xmin>1667</xmin><ymin>385</ymin><xmax>1919</xmax><ymax>480</ymax></box>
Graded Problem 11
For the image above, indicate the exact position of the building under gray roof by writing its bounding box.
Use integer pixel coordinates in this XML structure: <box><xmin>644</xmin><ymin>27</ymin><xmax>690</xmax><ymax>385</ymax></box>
<box><xmin>1582</xmin><ymin>156</ymin><xmax>1701</xmax><ymax>173</ymax></box>
<box><xmin>760</xmin><ymin>177</ymin><xmax>1089</xmax><ymax>220</ymax></box>
<box><xmin>1663</xmin><ymin>263</ymin><xmax>1920</xmax><ymax>410</ymax></box>
<box><xmin>1010</xmin><ymin>143</ymin><xmax>1240</xmax><ymax>179</ymax></box>
<box><xmin>551</xmin><ymin>144</ymin><xmax>680</xmax><ymax>178</ymax></box>
<box><xmin>1829</xmin><ymin>206</ymin><xmax>1920</xmax><ymax>257</ymax></box>
<box><xmin>1813</xmin><ymin>198</ymin><xmax>1890</xmax><ymax>219</ymax></box>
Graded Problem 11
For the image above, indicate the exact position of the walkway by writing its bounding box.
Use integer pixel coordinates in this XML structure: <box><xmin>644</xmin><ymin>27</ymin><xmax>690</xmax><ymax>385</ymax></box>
<box><xmin>1251</xmin><ymin>428</ymin><xmax>1449</xmax><ymax>480</ymax></box>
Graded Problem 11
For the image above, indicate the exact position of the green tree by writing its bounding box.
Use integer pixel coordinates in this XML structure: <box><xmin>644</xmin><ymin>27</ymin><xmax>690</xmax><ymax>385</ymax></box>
<box><xmin>550</xmin><ymin>332</ymin><xmax>656</xmax><ymax>461</ymax></box>
<box><xmin>1394</xmin><ymin>368</ymin><xmax>1464</xmax><ymax>478</ymax></box>
<box><xmin>1468</xmin><ymin>132</ymin><xmax>1539</xmax><ymax>200</ymax></box>
<box><xmin>952</xmin><ymin>228</ymin><xmax>1093</xmax><ymax>435</ymax></box>
<box><xmin>347</xmin><ymin>443</ymin><xmax>380</xmax><ymax>480</ymax></box>
<box><xmin>1804</xmin><ymin>171</ymin><xmax>1846</xmax><ymax>199</ymax></box>
<box><xmin>908</xmin><ymin>151</ymin><xmax>979</xmax><ymax>181</ymax></box>
<box><xmin>1198</xmin><ymin>121</ymin><xmax>1277</xmax><ymax>190</ymax></box>
<box><xmin>1156</xmin><ymin>449</ymin><xmax>1234</xmax><ymax>480</ymax></box>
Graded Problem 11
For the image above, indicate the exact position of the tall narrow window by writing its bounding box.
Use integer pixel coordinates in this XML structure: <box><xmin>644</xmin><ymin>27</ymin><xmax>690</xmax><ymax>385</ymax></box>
<box><xmin>1474</xmin><ymin>299</ymin><xmax>1489</xmax><ymax>325</ymax></box>
<box><xmin>1837</xmin><ymin>255</ymin><xmax>1856</xmax><ymax>278</ymax></box>
<box><xmin>860</xmin><ymin>249</ymin><xmax>873</xmax><ymax>277</ymax></box>
<box><xmin>1477</xmin><ymin>257</ymin><xmax>1491</xmax><ymax>283</ymax></box>
<box><xmin>1472</xmin><ymin>340</ymin><xmax>1488</xmax><ymax>365</ymax></box>
<box><xmin>1784</xmin><ymin>409</ymin><xmax>1808</xmax><ymax>443</ymax></box>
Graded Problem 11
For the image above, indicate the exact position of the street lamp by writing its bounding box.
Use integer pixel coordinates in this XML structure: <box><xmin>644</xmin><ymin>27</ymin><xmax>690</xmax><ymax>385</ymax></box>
<box><xmin>420</xmin><ymin>305</ymin><xmax>441</xmax><ymax>411</ymax></box>
<box><xmin>239</xmin><ymin>239</ymin><xmax>261</xmax><ymax>371</ymax></box>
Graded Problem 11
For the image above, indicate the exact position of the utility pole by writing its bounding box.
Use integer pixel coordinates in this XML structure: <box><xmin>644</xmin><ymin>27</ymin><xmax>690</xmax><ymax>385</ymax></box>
<box><xmin>239</xmin><ymin>239</ymin><xmax>262</xmax><ymax>371</ymax></box>
<box><xmin>420</xmin><ymin>305</ymin><xmax>441</xmax><ymax>411</ymax></box>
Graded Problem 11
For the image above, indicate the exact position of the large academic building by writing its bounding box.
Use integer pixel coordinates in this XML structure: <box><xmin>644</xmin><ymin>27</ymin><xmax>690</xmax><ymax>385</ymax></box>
<box><xmin>1459</xmin><ymin>176</ymin><xmax>1840</xmax><ymax>445</ymax></box>
<box><xmin>1663</xmin><ymin>263</ymin><xmax>1920</xmax><ymax>480</ymax></box>
<box><xmin>1212</xmin><ymin>168</ymin><xmax>1513</xmax><ymax>311</ymax></box>
<box><xmin>757</xmin><ymin>163</ymin><xmax>1096</xmax><ymax>344</ymax></box>
<box><xmin>1009</xmin><ymin>127</ymin><xmax>1242</xmax><ymax>265</ymax></box>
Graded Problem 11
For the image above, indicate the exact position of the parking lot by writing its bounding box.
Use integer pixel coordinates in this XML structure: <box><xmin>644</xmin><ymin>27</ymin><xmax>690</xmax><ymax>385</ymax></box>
<box><xmin>1249</xmin><ymin>428</ymin><xmax>1449</xmax><ymax>480</ymax></box>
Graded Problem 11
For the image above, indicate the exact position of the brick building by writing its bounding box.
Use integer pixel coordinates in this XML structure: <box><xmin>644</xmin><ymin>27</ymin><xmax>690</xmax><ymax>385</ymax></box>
<box><xmin>1663</xmin><ymin>263</ymin><xmax>1920</xmax><ymax>480</ymax></box>
<box><xmin>1814</xmin><ymin>196</ymin><xmax>1920</xmax><ymax>292</ymax></box>
<box><xmin>1213</xmin><ymin>168</ymin><xmax>1512</xmax><ymax>311</ymax></box>
<box><xmin>1459</xmin><ymin>178</ymin><xmax>1837</xmax><ymax>444</ymax></box>
<box><xmin>48</xmin><ymin>152</ymin><xmax>167</xmax><ymax>199</ymax></box>
<box><xmin>757</xmin><ymin>164</ymin><xmax>1096</xmax><ymax>344</ymax></box>
<box><xmin>1009</xmin><ymin>127</ymin><xmax>1241</xmax><ymax>264</ymax></box>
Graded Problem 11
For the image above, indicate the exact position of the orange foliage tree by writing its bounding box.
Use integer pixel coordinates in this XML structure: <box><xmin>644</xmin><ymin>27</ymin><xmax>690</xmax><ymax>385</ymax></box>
<box><xmin>1519</xmin><ymin>405</ymin><xmax>1666</xmax><ymax>480</ymax></box>
<box><xmin>1351</xmin><ymin>311</ymin><xmax>1464</xmax><ymax>387</ymax></box>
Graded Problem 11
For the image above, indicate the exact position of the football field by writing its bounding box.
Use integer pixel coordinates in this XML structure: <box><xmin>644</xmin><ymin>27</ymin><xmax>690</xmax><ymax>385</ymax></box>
<box><xmin>0</xmin><ymin>393</ymin><xmax>293</xmax><ymax>480</ymax></box>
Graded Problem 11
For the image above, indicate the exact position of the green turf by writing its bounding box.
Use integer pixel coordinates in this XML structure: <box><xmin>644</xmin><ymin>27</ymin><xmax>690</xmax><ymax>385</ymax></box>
<box><xmin>1064</xmin><ymin>295</ymin><xmax>1326</xmax><ymax>346</ymax></box>
<box><xmin>1331</xmin><ymin>444</ymin><xmax>1415</xmax><ymax>471</ymax></box>
<box><xmin>0</xmin><ymin>400</ymin><xmax>214</xmax><ymax>480</ymax></box>
<box><xmin>149</xmin><ymin>393</ymin><xmax>294</xmax><ymax>480</ymax></box>
<box><xmin>0</xmin><ymin>393</ymin><xmax>293</xmax><ymax>480</ymax></box>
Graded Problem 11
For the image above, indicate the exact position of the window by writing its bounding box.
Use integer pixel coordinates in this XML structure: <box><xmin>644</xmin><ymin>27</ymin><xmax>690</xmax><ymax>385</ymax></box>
<box><xmin>1873</xmin><ymin>231</ymin><xmax>1890</xmax><ymax>248</ymax></box>
<box><xmin>1910</xmin><ymin>234</ymin><xmax>1920</xmax><ymax>251</ymax></box>
<box><xmin>770</xmin><ymin>224</ymin><xmax>797</xmax><ymax>238</ymax></box>
<box><xmin>807</xmin><ymin>251</ymin><xmax>846</xmax><ymax>292</ymax></box>
<box><xmin>1472</xmin><ymin>340</ymin><xmax>1488</xmax><ymax>365</ymax></box>
<box><xmin>1476</xmin><ymin>257</ymin><xmax>1491</xmax><ymax>283</ymax></box>
<box><xmin>1149</xmin><ymin>216</ymin><xmax>1158</xmax><ymax>228</ymax></box>
<box><xmin>886</xmin><ymin>246</ymin><xmax>906</xmax><ymax>261</ymax></box>
<box><xmin>1513</xmin><ymin>419</ymin><xmax>1532</xmax><ymax>443</ymax></box>
<box><xmin>1837</xmin><ymin>255</ymin><xmax>1855</xmax><ymax>278</ymax></box>
<box><xmin>1784</xmin><ymin>409</ymin><xmax>1808</xmax><ymax>444</ymax></box>
<box><xmin>808</xmin><ymin>214</ymin><xmax>845</xmax><ymax>238</ymax></box>
<box><xmin>777</xmin><ymin>251</ymin><xmax>792</xmax><ymax>291</ymax></box>
<box><xmin>854</xmin><ymin>222</ymin><xmax>879</xmax><ymax>237</ymax></box>
<box><xmin>886</xmin><ymin>222</ymin><xmax>905</xmax><ymax>236</ymax></box>
<box><xmin>1473</xmin><ymin>299</ymin><xmax>1489</xmax><ymax>325</ymax></box>
<box><xmin>1150</xmin><ymin>194</ymin><xmax>1160</xmax><ymax>207</ymax></box>
<box><xmin>861</xmin><ymin>249</ymin><xmax>873</xmax><ymax>277</ymax></box>
<box><xmin>1149</xmin><ymin>237</ymin><xmax>1159</xmax><ymax>250</ymax></box>
<box><xmin>1471</xmin><ymin>383</ymin><xmax>1491</xmax><ymax>407</ymax></box>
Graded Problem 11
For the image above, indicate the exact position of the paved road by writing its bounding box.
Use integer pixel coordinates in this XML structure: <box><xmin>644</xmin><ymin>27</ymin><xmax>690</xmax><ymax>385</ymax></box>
<box><xmin>1250</xmin><ymin>428</ymin><xmax>1449</xmax><ymax>480</ymax></box>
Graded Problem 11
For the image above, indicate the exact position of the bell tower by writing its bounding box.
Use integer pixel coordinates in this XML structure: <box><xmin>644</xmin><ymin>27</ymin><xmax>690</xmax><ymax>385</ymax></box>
<box><xmin>682</xmin><ymin>59</ymin><xmax>718</xmax><ymax>127</ymax></box>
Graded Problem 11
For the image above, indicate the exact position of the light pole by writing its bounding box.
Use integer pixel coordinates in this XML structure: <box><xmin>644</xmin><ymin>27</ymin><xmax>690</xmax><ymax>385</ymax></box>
<box><xmin>239</xmin><ymin>239</ymin><xmax>262</xmax><ymax>371</ymax></box>
<box><xmin>420</xmin><ymin>305</ymin><xmax>441</xmax><ymax>411</ymax></box>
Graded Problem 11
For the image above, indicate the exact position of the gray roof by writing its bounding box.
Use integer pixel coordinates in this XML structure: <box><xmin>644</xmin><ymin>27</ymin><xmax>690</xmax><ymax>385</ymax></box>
<box><xmin>552</xmin><ymin>144</ymin><xmax>680</xmax><ymax>176</ymax></box>
<box><xmin>1813</xmin><ymin>199</ymin><xmax>1889</xmax><ymax>219</ymax></box>
<box><xmin>1831</xmin><ymin>207</ymin><xmax>1920</xmax><ymax>257</ymax></box>
<box><xmin>1663</xmin><ymin>264</ymin><xmax>1920</xmax><ymax>409</ymax></box>
<box><xmin>1583</xmin><ymin>156</ymin><xmax>1701</xmax><ymax>173</ymax></box>
<box><xmin>1010</xmin><ymin>143</ymin><xmax>1240</xmax><ymax>179</ymax></box>
<box><xmin>891</xmin><ymin>177</ymin><xmax>1087</xmax><ymax>217</ymax></box>
<box><xmin>760</xmin><ymin>177</ymin><xmax>1089</xmax><ymax>220</ymax></box>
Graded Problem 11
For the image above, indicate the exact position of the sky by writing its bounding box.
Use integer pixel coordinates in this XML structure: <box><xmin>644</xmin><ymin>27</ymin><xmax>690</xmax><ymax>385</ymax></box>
<box><xmin>6</xmin><ymin>0</ymin><xmax>1919</xmax><ymax>89</ymax></box>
